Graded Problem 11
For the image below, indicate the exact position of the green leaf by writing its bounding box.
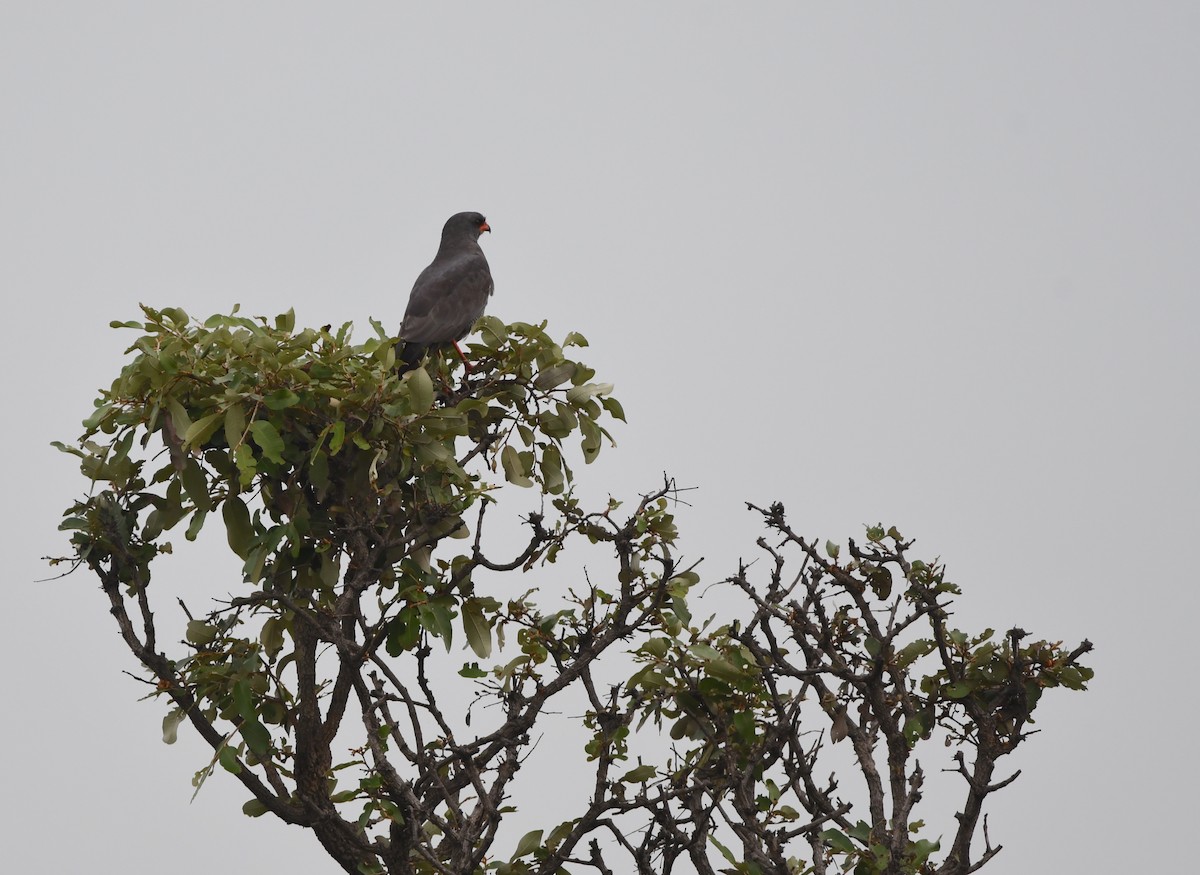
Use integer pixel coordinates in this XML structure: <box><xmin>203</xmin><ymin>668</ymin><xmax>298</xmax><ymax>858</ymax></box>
<box><xmin>945</xmin><ymin>680</ymin><xmax>975</xmax><ymax>699</ymax></box>
<box><xmin>260</xmin><ymin>617</ymin><xmax>285</xmax><ymax>657</ymax></box>
<box><xmin>82</xmin><ymin>403</ymin><xmax>114</xmax><ymax>432</ymax></box>
<box><xmin>825</xmin><ymin>540</ymin><xmax>840</xmax><ymax>560</ymax></box>
<box><xmin>478</xmin><ymin>315</ymin><xmax>509</xmax><ymax>347</ymax></box>
<box><xmin>240</xmin><ymin>717</ymin><xmax>271</xmax><ymax>758</ymax></box>
<box><xmin>868</xmin><ymin>565</ymin><xmax>893</xmax><ymax>599</ymax></box>
<box><xmin>688</xmin><ymin>643</ymin><xmax>722</xmax><ymax>662</ymax></box>
<box><xmin>688</xmin><ymin>643</ymin><xmax>751</xmax><ymax>684</ymax></box>
<box><xmin>309</xmin><ymin>449</ymin><xmax>329</xmax><ymax>493</ymax></box>
<box><xmin>161</xmin><ymin>306</ymin><xmax>189</xmax><ymax>327</ymax></box>
<box><xmin>180</xmin><ymin>458</ymin><xmax>211</xmax><ymax>511</ymax></box>
<box><xmin>328</xmin><ymin>420</ymin><xmax>346</xmax><ymax>455</ymax></box>
<box><xmin>242</xmin><ymin>799</ymin><xmax>270</xmax><ymax>818</ymax></box>
<box><xmin>565</xmin><ymin>382</ymin><xmax>613</xmax><ymax>404</ymax></box>
<box><xmin>185</xmin><ymin>507</ymin><xmax>208</xmax><ymax>541</ymax></box>
<box><xmin>462</xmin><ymin>598</ymin><xmax>493</xmax><ymax>659</ymax></box>
<box><xmin>184</xmin><ymin>411</ymin><xmax>224</xmax><ymax>448</ymax></box>
<box><xmin>600</xmin><ymin>396</ymin><xmax>626</xmax><ymax>422</ymax></box>
<box><xmin>667</xmin><ymin>570</ymin><xmax>700</xmax><ymax>591</ymax></box>
<box><xmin>233</xmin><ymin>679</ymin><xmax>255</xmax><ymax>720</ymax></box>
<box><xmin>224</xmin><ymin>404</ymin><xmax>247</xmax><ymax>448</ymax></box>
<box><xmin>264</xmin><ymin>388</ymin><xmax>300</xmax><ymax>410</ymax></box>
<box><xmin>501</xmin><ymin>445</ymin><xmax>533</xmax><ymax>488</ymax></box>
<box><xmin>420</xmin><ymin>599</ymin><xmax>455</xmax><ymax>651</ymax></box>
<box><xmin>822</xmin><ymin>829</ymin><xmax>855</xmax><ymax>855</ymax></box>
<box><xmin>186</xmin><ymin>620</ymin><xmax>218</xmax><ymax>646</ymax></box>
<box><xmin>249</xmin><ymin>420</ymin><xmax>285</xmax><ymax>464</ymax></box>
<box><xmin>218</xmin><ymin>745</ymin><xmax>242</xmax><ymax>774</ymax></box>
<box><xmin>732</xmin><ymin>710</ymin><xmax>756</xmax><ymax>745</ymax></box>
<box><xmin>222</xmin><ymin>495</ymin><xmax>254</xmax><ymax>558</ymax></box>
<box><xmin>231</xmin><ymin>676</ymin><xmax>270</xmax><ymax>758</ymax></box>
<box><xmin>911</xmin><ymin>838</ymin><xmax>940</xmax><ymax>866</ymax></box>
<box><xmin>578</xmin><ymin>415</ymin><xmax>603</xmax><ymax>462</ymax></box>
<box><xmin>534</xmin><ymin>362</ymin><xmax>576</xmax><ymax>390</ymax></box>
<box><xmin>407</xmin><ymin>366</ymin><xmax>434</xmax><ymax>414</ymax></box>
<box><xmin>709</xmin><ymin>834</ymin><xmax>738</xmax><ymax>866</ymax></box>
<box><xmin>848</xmin><ymin>821</ymin><xmax>872</xmax><ymax>843</ymax></box>
<box><xmin>540</xmin><ymin>444</ymin><xmax>565</xmax><ymax>494</ymax></box>
<box><xmin>903</xmin><ymin>713</ymin><xmax>926</xmax><ymax>746</ymax></box>
<box><xmin>386</xmin><ymin>610</ymin><xmax>421</xmax><ymax>657</ymax></box>
<box><xmin>162</xmin><ymin>708</ymin><xmax>185</xmax><ymax>745</ymax></box>
<box><xmin>511</xmin><ymin>829</ymin><xmax>544</xmax><ymax>860</ymax></box>
<box><xmin>166</xmin><ymin>396</ymin><xmax>193</xmax><ymax>439</ymax></box>
<box><xmin>1058</xmin><ymin>664</ymin><xmax>1094</xmax><ymax>690</ymax></box>
<box><xmin>51</xmin><ymin>440</ymin><xmax>85</xmax><ymax>459</ymax></box>
<box><xmin>621</xmin><ymin>764</ymin><xmax>657</xmax><ymax>783</ymax></box>
<box><xmin>895</xmin><ymin>639</ymin><xmax>934</xmax><ymax>669</ymax></box>
<box><xmin>705</xmin><ymin>657</ymin><xmax>750</xmax><ymax>685</ymax></box>
<box><xmin>545</xmin><ymin>819</ymin><xmax>577</xmax><ymax>851</ymax></box>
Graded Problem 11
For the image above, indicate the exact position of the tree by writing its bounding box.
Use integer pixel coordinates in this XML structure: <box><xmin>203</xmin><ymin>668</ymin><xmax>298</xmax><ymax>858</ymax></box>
<box><xmin>55</xmin><ymin>306</ymin><xmax>1092</xmax><ymax>875</ymax></box>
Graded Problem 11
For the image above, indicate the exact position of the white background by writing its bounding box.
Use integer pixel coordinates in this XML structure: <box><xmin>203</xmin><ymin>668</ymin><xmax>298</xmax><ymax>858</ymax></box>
<box><xmin>4</xmin><ymin>4</ymin><xmax>1197</xmax><ymax>872</ymax></box>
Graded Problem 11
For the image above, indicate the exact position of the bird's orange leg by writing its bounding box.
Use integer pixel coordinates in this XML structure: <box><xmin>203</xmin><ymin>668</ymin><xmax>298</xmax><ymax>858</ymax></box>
<box><xmin>452</xmin><ymin>341</ymin><xmax>474</xmax><ymax>373</ymax></box>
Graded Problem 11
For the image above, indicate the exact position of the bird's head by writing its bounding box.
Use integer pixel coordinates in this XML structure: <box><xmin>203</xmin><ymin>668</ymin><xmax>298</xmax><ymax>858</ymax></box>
<box><xmin>442</xmin><ymin>211</ymin><xmax>491</xmax><ymax>241</ymax></box>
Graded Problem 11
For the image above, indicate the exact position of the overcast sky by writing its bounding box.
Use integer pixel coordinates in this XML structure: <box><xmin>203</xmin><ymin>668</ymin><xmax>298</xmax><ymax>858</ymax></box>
<box><xmin>4</xmin><ymin>3</ymin><xmax>1197</xmax><ymax>872</ymax></box>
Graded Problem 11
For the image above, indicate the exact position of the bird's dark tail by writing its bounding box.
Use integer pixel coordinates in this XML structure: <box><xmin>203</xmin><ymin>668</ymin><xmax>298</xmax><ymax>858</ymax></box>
<box><xmin>396</xmin><ymin>341</ymin><xmax>426</xmax><ymax>375</ymax></box>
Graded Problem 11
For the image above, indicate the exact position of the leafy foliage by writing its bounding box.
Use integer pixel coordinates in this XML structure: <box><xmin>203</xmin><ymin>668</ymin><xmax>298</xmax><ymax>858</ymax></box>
<box><xmin>55</xmin><ymin>306</ymin><xmax>1092</xmax><ymax>875</ymax></box>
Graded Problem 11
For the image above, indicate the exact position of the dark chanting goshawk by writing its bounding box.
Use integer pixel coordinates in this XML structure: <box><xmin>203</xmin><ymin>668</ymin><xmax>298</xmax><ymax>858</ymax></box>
<box><xmin>397</xmin><ymin>211</ymin><xmax>493</xmax><ymax>373</ymax></box>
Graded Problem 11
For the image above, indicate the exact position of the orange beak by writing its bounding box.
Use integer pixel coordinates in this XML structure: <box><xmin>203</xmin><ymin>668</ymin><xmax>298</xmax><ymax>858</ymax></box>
<box><xmin>480</xmin><ymin>221</ymin><xmax>491</xmax><ymax>233</ymax></box>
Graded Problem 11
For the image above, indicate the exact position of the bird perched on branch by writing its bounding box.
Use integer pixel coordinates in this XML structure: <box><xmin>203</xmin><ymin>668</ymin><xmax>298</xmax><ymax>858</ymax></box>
<box><xmin>397</xmin><ymin>211</ymin><xmax>493</xmax><ymax>374</ymax></box>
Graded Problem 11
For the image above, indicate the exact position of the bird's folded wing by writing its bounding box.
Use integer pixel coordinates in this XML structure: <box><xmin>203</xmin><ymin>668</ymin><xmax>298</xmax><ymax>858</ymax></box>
<box><xmin>400</xmin><ymin>261</ymin><xmax>494</xmax><ymax>343</ymax></box>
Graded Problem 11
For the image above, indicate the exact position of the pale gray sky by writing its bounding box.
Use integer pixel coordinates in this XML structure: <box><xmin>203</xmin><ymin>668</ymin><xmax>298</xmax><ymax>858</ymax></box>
<box><xmin>5</xmin><ymin>4</ymin><xmax>1197</xmax><ymax>872</ymax></box>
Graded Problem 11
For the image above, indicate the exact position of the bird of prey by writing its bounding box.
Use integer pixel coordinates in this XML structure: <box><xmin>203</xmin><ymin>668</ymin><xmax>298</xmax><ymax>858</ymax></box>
<box><xmin>397</xmin><ymin>211</ymin><xmax>493</xmax><ymax>373</ymax></box>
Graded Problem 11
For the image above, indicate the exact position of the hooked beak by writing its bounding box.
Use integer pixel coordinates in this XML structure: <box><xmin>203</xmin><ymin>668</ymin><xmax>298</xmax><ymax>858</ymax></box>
<box><xmin>479</xmin><ymin>221</ymin><xmax>491</xmax><ymax>233</ymax></box>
